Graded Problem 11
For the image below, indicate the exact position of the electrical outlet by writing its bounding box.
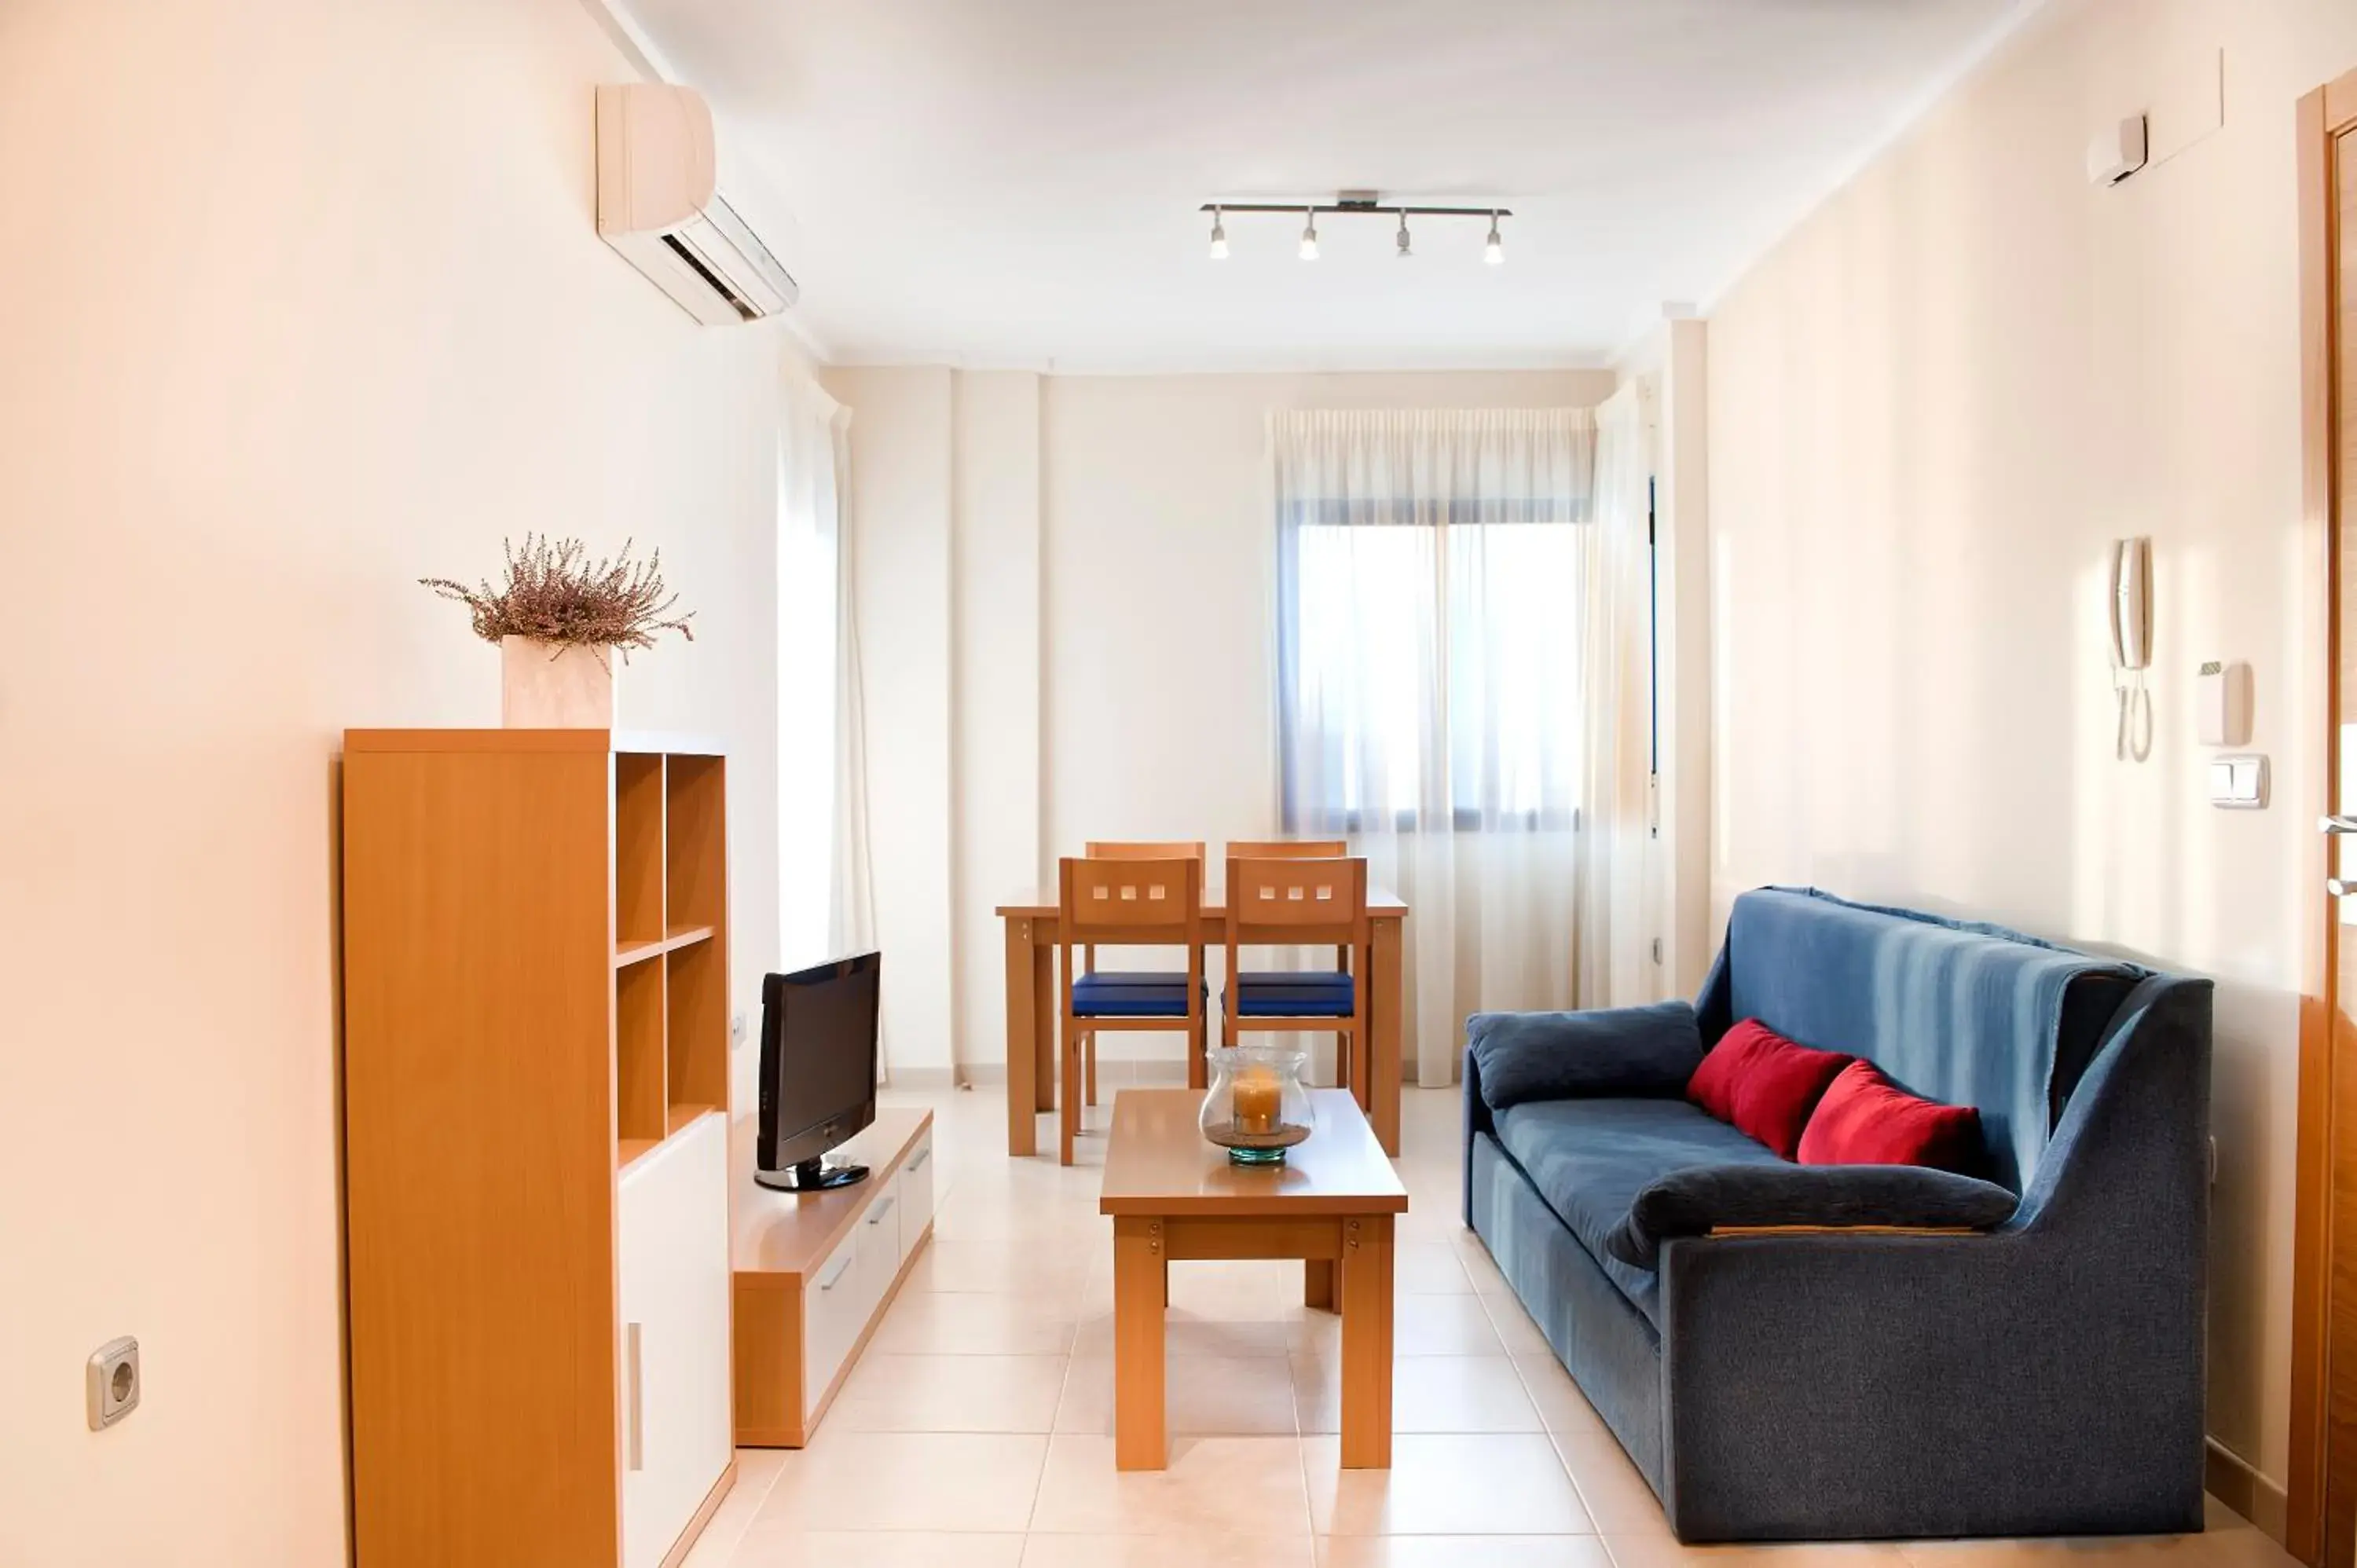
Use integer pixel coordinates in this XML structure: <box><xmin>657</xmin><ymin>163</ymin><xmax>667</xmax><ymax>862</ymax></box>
<box><xmin>731</xmin><ymin>1011</ymin><xmax>746</xmax><ymax>1046</ymax></box>
<box><xmin>87</xmin><ymin>1337</ymin><xmax>139</xmax><ymax>1431</ymax></box>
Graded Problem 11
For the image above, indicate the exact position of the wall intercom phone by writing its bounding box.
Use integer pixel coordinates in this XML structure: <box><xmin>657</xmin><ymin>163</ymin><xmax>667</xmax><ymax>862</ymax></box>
<box><xmin>2110</xmin><ymin>537</ymin><xmax>2153</xmax><ymax>762</ymax></box>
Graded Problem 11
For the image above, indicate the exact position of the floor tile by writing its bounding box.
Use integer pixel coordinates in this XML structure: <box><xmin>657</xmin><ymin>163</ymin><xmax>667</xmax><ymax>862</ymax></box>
<box><xmin>830</xmin><ymin>1353</ymin><xmax>1069</xmax><ymax>1433</ymax></box>
<box><xmin>1555</xmin><ymin>1431</ymin><xmax>1670</xmax><ymax>1535</ymax></box>
<box><xmin>1391</xmin><ymin>1242</ymin><xmax>1475</xmax><ymax>1294</ymax></box>
<box><xmin>1478</xmin><ymin>1288</ymin><xmax>1557</xmax><ymax>1358</ymax></box>
<box><xmin>1029</xmin><ymin>1434</ymin><xmax>1314</xmax><ymax>1537</ymax></box>
<box><xmin>1513</xmin><ymin>1352</ymin><xmax>1609</xmax><ymax>1434</ymax></box>
<box><xmin>1292</xmin><ymin>1352</ymin><xmax>1541</xmax><ymax>1434</ymax></box>
<box><xmin>1322</xmin><ymin>1537</ymin><xmax>1615</xmax><ymax>1567</ymax></box>
<box><xmin>1307</xmin><ymin>1433</ymin><xmax>1596</xmax><ymax>1535</ymax></box>
<box><xmin>755</xmin><ymin>1432</ymin><xmax>1049</xmax><ymax>1533</ymax></box>
<box><xmin>675</xmin><ymin>1451</ymin><xmax>787</xmax><ymax>1568</ymax></box>
<box><xmin>872</xmin><ymin>1289</ymin><xmax>1080</xmax><ymax>1356</ymax></box>
<box><xmin>1025</xmin><ymin>1534</ymin><xmax>1319</xmax><ymax>1568</ymax></box>
<box><xmin>1058</xmin><ymin>1352</ymin><xmax>1297</xmax><ymax>1435</ymax></box>
<box><xmin>728</xmin><ymin>1530</ymin><xmax>1026</xmax><ymax>1568</ymax></box>
<box><xmin>908</xmin><ymin>1236</ymin><xmax>1093</xmax><ymax>1297</ymax></box>
<box><xmin>1076</xmin><ymin>1305</ymin><xmax>1292</xmax><ymax>1359</ymax></box>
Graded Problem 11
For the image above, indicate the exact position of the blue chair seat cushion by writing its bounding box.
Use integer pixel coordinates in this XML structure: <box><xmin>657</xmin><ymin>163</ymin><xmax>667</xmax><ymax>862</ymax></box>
<box><xmin>1493</xmin><ymin>1097</ymin><xmax>1785</xmax><ymax>1325</ymax></box>
<box><xmin>1072</xmin><ymin>971</ymin><xmax>1200</xmax><ymax>1018</ymax></box>
<box><xmin>1229</xmin><ymin>971</ymin><xmax>1354</xmax><ymax>1017</ymax></box>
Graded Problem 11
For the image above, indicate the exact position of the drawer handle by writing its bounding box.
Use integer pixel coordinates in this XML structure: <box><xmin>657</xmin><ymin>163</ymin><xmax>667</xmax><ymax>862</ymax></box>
<box><xmin>624</xmin><ymin>1321</ymin><xmax>645</xmax><ymax>1472</ymax></box>
<box><xmin>907</xmin><ymin>1148</ymin><xmax>932</xmax><ymax>1172</ymax></box>
<box><xmin>818</xmin><ymin>1253</ymin><xmax>853</xmax><ymax>1290</ymax></box>
<box><xmin>867</xmin><ymin>1196</ymin><xmax>896</xmax><ymax>1225</ymax></box>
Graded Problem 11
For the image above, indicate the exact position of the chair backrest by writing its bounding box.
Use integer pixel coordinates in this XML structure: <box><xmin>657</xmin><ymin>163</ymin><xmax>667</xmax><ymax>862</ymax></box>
<box><xmin>1060</xmin><ymin>855</ymin><xmax>1204</xmax><ymax>947</ymax></box>
<box><xmin>1226</xmin><ymin>839</ymin><xmax>1347</xmax><ymax>859</ymax></box>
<box><xmin>1226</xmin><ymin>855</ymin><xmax>1367</xmax><ymax>952</ymax></box>
<box><xmin>1084</xmin><ymin>840</ymin><xmax>1206</xmax><ymax>861</ymax></box>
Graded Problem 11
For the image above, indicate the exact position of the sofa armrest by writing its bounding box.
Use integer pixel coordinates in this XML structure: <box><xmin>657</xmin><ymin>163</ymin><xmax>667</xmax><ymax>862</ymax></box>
<box><xmin>1466</xmin><ymin>1001</ymin><xmax>1704</xmax><ymax>1111</ymax></box>
<box><xmin>1604</xmin><ymin>1163</ymin><xmax>2016</xmax><ymax>1267</ymax></box>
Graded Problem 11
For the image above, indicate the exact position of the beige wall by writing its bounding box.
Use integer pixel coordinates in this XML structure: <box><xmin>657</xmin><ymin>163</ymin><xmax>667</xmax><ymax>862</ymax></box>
<box><xmin>827</xmin><ymin>367</ymin><xmax>1614</xmax><ymax>1073</ymax></box>
<box><xmin>0</xmin><ymin>3</ymin><xmax>786</xmax><ymax>1562</ymax></box>
<box><xmin>1706</xmin><ymin>0</ymin><xmax>2357</xmax><ymax>1507</ymax></box>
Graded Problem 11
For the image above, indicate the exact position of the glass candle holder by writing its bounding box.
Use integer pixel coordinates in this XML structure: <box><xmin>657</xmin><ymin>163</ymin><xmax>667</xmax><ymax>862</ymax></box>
<box><xmin>1200</xmin><ymin>1045</ymin><xmax>1314</xmax><ymax>1165</ymax></box>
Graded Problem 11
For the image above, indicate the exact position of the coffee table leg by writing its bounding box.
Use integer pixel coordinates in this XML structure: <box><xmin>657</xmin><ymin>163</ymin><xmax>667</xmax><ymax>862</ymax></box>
<box><xmin>1338</xmin><ymin>1214</ymin><xmax>1394</xmax><ymax>1468</ymax></box>
<box><xmin>1303</xmin><ymin>1259</ymin><xmax>1335</xmax><ymax>1310</ymax></box>
<box><xmin>1113</xmin><ymin>1217</ymin><xmax>1167</xmax><ymax>1470</ymax></box>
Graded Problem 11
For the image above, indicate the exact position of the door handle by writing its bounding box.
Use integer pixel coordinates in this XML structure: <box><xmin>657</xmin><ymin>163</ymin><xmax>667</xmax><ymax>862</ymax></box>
<box><xmin>2322</xmin><ymin>815</ymin><xmax>2357</xmax><ymax>835</ymax></box>
<box><xmin>867</xmin><ymin>1196</ymin><xmax>896</xmax><ymax>1225</ymax></box>
<box><xmin>818</xmin><ymin>1252</ymin><xmax>853</xmax><ymax>1290</ymax></box>
<box><xmin>624</xmin><ymin>1321</ymin><xmax>644</xmax><ymax>1472</ymax></box>
<box><xmin>2332</xmin><ymin>878</ymin><xmax>2357</xmax><ymax>897</ymax></box>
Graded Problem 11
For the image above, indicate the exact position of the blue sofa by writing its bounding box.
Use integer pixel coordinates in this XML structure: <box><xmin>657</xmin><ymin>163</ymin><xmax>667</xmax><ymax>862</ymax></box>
<box><xmin>1463</xmin><ymin>887</ymin><xmax>2212</xmax><ymax>1542</ymax></box>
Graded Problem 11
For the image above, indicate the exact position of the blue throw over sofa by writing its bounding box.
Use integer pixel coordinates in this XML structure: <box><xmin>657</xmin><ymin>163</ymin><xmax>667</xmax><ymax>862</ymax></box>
<box><xmin>1463</xmin><ymin>888</ymin><xmax>2212</xmax><ymax>1542</ymax></box>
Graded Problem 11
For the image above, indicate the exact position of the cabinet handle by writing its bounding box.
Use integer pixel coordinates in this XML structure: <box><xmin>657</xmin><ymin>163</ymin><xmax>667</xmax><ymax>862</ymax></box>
<box><xmin>625</xmin><ymin>1321</ymin><xmax>645</xmax><ymax>1473</ymax></box>
<box><xmin>867</xmin><ymin>1196</ymin><xmax>897</xmax><ymax>1225</ymax></box>
<box><xmin>818</xmin><ymin>1252</ymin><xmax>853</xmax><ymax>1290</ymax></box>
<box><xmin>907</xmin><ymin>1148</ymin><xmax>932</xmax><ymax>1172</ymax></box>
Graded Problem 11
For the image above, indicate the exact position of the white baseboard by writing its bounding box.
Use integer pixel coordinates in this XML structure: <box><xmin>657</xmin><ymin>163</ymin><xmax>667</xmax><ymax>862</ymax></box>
<box><xmin>2205</xmin><ymin>1437</ymin><xmax>2289</xmax><ymax>1544</ymax></box>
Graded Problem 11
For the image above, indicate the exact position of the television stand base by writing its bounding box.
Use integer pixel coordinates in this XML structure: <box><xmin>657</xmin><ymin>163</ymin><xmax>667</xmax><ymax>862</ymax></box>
<box><xmin>754</xmin><ymin>1157</ymin><xmax>870</xmax><ymax>1192</ymax></box>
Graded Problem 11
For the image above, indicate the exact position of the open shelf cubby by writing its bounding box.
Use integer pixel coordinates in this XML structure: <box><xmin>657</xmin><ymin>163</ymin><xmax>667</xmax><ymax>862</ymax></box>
<box><xmin>614</xmin><ymin>752</ymin><xmax>666</xmax><ymax>951</ymax></box>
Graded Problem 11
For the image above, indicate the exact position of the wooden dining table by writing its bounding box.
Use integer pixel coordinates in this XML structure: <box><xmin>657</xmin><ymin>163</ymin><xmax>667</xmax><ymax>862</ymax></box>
<box><xmin>995</xmin><ymin>886</ymin><xmax>1410</xmax><ymax>1159</ymax></box>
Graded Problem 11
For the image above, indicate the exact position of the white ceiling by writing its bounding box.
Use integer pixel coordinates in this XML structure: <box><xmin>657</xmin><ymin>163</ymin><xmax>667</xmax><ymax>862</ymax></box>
<box><xmin>625</xmin><ymin>0</ymin><xmax>2031</xmax><ymax>371</ymax></box>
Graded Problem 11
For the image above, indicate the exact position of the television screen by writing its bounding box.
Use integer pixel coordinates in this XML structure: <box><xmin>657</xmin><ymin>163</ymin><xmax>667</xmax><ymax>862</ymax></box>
<box><xmin>755</xmin><ymin>952</ymin><xmax>881</xmax><ymax>1192</ymax></box>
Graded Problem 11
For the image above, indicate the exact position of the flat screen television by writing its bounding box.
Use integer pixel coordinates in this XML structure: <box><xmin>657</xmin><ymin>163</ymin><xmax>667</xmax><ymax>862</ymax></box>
<box><xmin>754</xmin><ymin>951</ymin><xmax>882</xmax><ymax>1192</ymax></box>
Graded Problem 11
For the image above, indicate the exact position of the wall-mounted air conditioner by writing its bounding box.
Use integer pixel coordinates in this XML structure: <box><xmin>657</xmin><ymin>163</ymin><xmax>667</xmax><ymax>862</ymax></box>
<box><xmin>596</xmin><ymin>82</ymin><xmax>797</xmax><ymax>325</ymax></box>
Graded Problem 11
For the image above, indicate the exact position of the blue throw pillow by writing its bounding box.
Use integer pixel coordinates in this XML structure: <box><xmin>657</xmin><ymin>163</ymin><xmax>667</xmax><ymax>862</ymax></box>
<box><xmin>1468</xmin><ymin>1001</ymin><xmax>1706</xmax><ymax>1111</ymax></box>
<box><xmin>1603</xmin><ymin>1162</ymin><xmax>2020</xmax><ymax>1268</ymax></box>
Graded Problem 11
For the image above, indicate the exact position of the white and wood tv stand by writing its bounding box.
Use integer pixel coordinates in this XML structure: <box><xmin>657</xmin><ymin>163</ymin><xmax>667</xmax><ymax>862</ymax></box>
<box><xmin>731</xmin><ymin>1108</ymin><xmax>936</xmax><ymax>1445</ymax></box>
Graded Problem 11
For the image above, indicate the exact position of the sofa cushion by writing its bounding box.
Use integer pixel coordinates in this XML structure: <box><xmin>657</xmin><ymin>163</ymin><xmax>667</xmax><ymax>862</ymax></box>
<box><xmin>1602</xmin><ymin>1161</ymin><xmax>2020</xmax><ymax>1268</ymax></box>
<box><xmin>1468</xmin><ymin>1002</ymin><xmax>1705</xmax><ymax>1110</ymax></box>
<box><xmin>1494</xmin><ymin>1098</ymin><xmax>1784</xmax><ymax>1325</ymax></box>
<box><xmin>1687</xmin><ymin>1018</ymin><xmax>1853</xmax><ymax>1159</ymax></box>
<box><xmin>1799</xmin><ymin>1060</ymin><xmax>1987</xmax><ymax>1174</ymax></box>
<box><xmin>1699</xmin><ymin>888</ymin><xmax>2147</xmax><ymax>1192</ymax></box>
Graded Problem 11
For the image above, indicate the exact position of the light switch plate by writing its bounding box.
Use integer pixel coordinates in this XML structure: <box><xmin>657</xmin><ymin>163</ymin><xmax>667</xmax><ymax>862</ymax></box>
<box><xmin>2209</xmin><ymin>754</ymin><xmax>2269</xmax><ymax>809</ymax></box>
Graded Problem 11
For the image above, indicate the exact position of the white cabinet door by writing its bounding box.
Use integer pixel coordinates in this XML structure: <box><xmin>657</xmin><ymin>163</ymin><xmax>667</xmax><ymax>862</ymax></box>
<box><xmin>617</xmin><ymin>1113</ymin><xmax>732</xmax><ymax>1568</ymax></box>
<box><xmin>801</xmin><ymin>1228</ymin><xmax>863</xmax><ymax>1422</ymax></box>
<box><xmin>897</xmin><ymin>1134</ymin><xmax>935</xmax><ymax>1261</ymax></box>
<box><xmin>857</xmin><ymin>1169</ymin><xmax>903</xmax><ymax>1290</ymax></box>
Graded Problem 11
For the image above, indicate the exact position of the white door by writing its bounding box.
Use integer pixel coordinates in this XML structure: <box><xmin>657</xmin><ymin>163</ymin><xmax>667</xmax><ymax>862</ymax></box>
<box><xmin>618</xmin><ymin>1112</ymin><xmax>733</xmax><ymax>1568</ymax></box>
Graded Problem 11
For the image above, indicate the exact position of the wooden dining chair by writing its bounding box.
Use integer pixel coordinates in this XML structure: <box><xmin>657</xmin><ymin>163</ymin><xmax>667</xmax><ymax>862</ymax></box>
<box><xmin>1226</xmin><ymin>841</ymin><xmax>1349</xmax><ymax>971</ymax></box>
<box><xmin>1058</xmin><ymin>855</ymin><xmax>1205</xmax><ymax>1166</ymax></box>
<box><xmin>1075</xmin><ymin>841</ymin><xmax>1206</xmax><ymax>1107</ymax></box>
<box><xmin>1222</xmin><ymin>855</ymin><xmax>1371</xmax><ymax>1108</ymax></box>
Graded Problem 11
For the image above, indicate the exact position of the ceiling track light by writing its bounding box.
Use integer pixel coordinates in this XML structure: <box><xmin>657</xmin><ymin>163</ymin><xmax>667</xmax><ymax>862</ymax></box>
<box><xmin>1196</xmin><ymin>196</ymin><xmax>1511</xmax><ymax>263</ymax></box>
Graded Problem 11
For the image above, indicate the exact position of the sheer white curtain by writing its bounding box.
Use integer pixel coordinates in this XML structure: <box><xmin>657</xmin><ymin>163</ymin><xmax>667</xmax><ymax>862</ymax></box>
<box><xmin>777</xmin><ymin>368</ymin><xmax>881</xmax><ymax>1066</ymax></box>
<box><xmin>1272</xmin><ymin>408</ymin><xmax>1596</xmax><ymax>1086</ymax></box>
<box><xmin>1580</xmin><ymin>381</ymin><xmax>1656</xmax><ymax>1008</ymax></box>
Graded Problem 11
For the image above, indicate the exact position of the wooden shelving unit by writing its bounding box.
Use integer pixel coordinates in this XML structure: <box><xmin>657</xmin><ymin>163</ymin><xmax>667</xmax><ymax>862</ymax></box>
<box><xmin>342</xmin><ymin>727</ymin><xmax>736</xmax><ymax>1568</ymax></box>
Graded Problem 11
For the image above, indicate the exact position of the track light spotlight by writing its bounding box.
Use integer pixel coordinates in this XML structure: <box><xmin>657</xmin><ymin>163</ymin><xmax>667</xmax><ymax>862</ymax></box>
<box><xmin>1484</xmin><ymin>211</ymin><xmax>1504</xmax><ymax>266</ymax></box>
<box><xmin>1395</xmin><ymin>210</ymin><xmax>1412</xmax><ymax>259</ymax></box>
<box><xmin>1299</xmin><ymin>208</ymin><xmax>1318</xmax><ymax>261</ymax></box>
<box><xmin>1208</xmin><ymin>206</ymin><xmax>1228</xmax><ymax>260</ymax></box>
<box><xmin>1195</xmin><ymin>198</ymin><xmax>1511</xmax><ymax>265</ymax></box>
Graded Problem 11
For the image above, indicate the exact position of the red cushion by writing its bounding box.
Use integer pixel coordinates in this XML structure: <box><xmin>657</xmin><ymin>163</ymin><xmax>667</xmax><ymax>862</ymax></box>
<box><xmin>1799</xmin><ymin>1060</ymin><xmax>1985</xmax><ymax>1174</ymax></box>
<box><xmin>1686</xmin><ymin>1018</ymin><xmax>1853</xmax><ymax>1159</ymax></box>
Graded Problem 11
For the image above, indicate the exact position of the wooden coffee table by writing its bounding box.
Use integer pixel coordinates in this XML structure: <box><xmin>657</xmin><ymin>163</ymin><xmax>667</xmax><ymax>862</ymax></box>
<box><xmin>1098</xmin><ymin>1086</ymin><xmax>1409</xmax><ymax>1471</ymax></box>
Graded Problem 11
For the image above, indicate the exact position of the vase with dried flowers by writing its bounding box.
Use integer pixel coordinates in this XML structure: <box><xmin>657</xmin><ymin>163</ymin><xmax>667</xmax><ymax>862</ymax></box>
<box><xmin>422</xmin><ymin>534</ymin><xmax>694</xmax><ymax>728</ymax></box>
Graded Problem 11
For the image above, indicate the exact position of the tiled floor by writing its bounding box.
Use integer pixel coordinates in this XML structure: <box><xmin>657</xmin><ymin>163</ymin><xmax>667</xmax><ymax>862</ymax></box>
<box><xmin>684</xmin><ymin>1077</ymin><xmax>2293</xmax><ymax>1568</ymax></box>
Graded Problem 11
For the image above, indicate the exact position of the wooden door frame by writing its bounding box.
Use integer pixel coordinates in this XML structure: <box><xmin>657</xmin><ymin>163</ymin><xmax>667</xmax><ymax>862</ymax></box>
<box><xmin>2291</xmin><ymin>66</ymin><xmax>2357</xmax><ymax>1568</ymax></box>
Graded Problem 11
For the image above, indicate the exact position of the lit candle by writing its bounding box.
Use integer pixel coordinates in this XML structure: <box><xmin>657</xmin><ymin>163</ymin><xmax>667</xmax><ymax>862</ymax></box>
<box><xmin>1233</xmin><ymin>1068</ymin><xmax>1281</xmax><ymax>1135</ymax></box>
